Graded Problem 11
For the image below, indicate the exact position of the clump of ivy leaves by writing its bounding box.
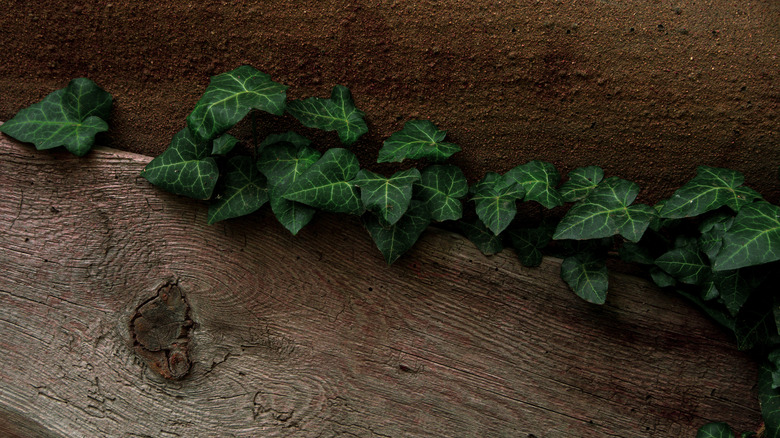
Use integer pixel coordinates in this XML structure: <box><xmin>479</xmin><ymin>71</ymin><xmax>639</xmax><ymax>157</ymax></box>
<box><xmin>1</xmin><ymin>67</ymin><xmax>779</xmax><ymax>437</ymax></box>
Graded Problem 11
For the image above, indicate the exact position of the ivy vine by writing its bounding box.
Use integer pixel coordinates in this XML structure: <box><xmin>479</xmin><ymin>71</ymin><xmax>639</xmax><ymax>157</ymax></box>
<box><xmin>2</xmin><ymin>67</ymin><xmax>779</xmax><ymax>436</ymax></box>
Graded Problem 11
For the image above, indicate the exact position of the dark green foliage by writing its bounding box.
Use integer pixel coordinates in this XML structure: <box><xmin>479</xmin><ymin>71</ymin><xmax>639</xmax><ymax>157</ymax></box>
<box><xmin>354</xmin><ymin>168</ymin><xmax>420</xmax><ymax>226</ymax></box>
<box><xmin>554</xmin><ymin>177</ymin><xmax>657</xmax><ymax>243</ymax></box>
<box><xmin>501</xmin><ymin>160</ymin><xmax>563</xmax><ymax>209</ymax></box>
<box><xmin>459</xmin><ymin>219</ymin><xmax>504</xmax><ymax>255</ymax></box>
<box><xmin>0</xmin><ymin>78</ymin><xmax>112</xmax><ymax>156</ymax></box>
<box><xmin>287</xmin><ymin>85</ymin><xmax>367</xmax><ymax>145</ymax></box>
<box><xmin>414</xmin><ymin>165</ymin><xmax>468</xmax><ymax>221</ymax></box>
<box><xmin>282</xmin><ymin>148</ymin><xmax>364</xmax><ymax>215</ymax></box>
<box><xmin>207</xmin><ymin>156</ymin><xmax>268</xmax><ymax>224</ymax></box>
<box><xmin>364</xmin><ymin>201</ymin><xmax>431</xmax><ymax>264</ymax></box>
<box><xmin>659</xmin><ymin>166</ymin><xmax>762</xmax><ymax>219</ymax></box>
<box><xmin>140</xmin><ymin>128</ymin><xmax>218</xmax><ymax>200</ymax></box>
<box><xmin>470</xmin><ymin>172</ymin><xmax>525</xmax><ymax>236</ymax></box>
<box><xmin>187</xmin><ymin>65</ymin><xmax>287</xmax><ymax>142</ymax></box>
<box><xmin>696</xmin><ymin>422</ymin><xmax>735</xmax><ymax>438</ymax></box>
<box><xmin>377</xmin><ymin>119</ymin><xmax>460</xmax><ymax>163</ymax></box>
<box><xmin>561</xmin><ymin>252</ymin><xmax>609</xmax><ymax>304</ymax></box>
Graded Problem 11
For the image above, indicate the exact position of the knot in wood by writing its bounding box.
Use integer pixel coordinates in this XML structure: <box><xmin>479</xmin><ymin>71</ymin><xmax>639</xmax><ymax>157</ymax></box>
<box><xmin>131</xmin><ymin>282</ymin><xmax>193</xmax><ymax>380</ymax></box>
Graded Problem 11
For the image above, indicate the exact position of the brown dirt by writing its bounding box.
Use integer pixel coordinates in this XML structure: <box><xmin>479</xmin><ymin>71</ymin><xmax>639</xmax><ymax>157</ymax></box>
<box><xmin>1</xmin><ymin>0</ymin><xmax>778</xmax><ymax>203</ymax></box>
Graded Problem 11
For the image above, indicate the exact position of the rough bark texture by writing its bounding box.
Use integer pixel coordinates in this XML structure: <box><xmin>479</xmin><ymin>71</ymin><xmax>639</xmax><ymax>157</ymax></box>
<box><xmin>0</xmin><ymin>0</ymin><xmax>778</xmax><ymax>204</ymax></box>
<box><xmin>0</xmin><ymin>132</ymin><xmax>763</xmax><ymax>436</ymax></box>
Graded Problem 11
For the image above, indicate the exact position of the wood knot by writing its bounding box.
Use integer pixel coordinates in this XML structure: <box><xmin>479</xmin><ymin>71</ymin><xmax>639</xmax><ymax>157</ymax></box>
<box><xmin>131</xmin><ymin>281</ymin><xmax>193</xmax><ymax>380</ymax></box>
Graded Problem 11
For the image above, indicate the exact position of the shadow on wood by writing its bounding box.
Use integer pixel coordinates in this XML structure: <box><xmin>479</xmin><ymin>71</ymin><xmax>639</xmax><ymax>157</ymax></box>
<box><xmin>0</xmin><ymin>132</ymin><xmax>760</xmax><ymax>436</ymax></box>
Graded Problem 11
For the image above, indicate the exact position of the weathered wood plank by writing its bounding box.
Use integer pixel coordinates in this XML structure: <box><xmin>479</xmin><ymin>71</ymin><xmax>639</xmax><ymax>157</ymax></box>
<box><xmin>0</xmin><ymin>132</ymin><xmax>761</xmax><ymax>437</ymax></box>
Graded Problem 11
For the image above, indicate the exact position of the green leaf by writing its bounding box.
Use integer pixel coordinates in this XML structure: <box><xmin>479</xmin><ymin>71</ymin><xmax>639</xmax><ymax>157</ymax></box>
<box><xmin>354</xmin><ymin>168</ymin><xmax>421</xmax><ymax>226</ymax></box>
<box><xmin>618</xmin><ymin>241</ymin><xmax>655</xmax><ymax>265</ymax></box>
<box><xmin>61</xmin><ymin>77</ymin><xmax>113</xmax><ymax>121</ymax></box>
<box><xmin>414</xmin><ymin>165</ymin><xmax>468</xmax><ymax>222</ymax></box>
<box><xmin>259</xmin><ymin>131</ymin><xmax>311</xmax><ymax>149</ymax></box>
<box><xmin>141</xmin><ymin>128</ymin><xmax>218</xmax><ymax>199</ymax></box>
<box><xmin>187</xmin><ymin>65</ymin><xmax>287</xmax><ymax>142</ymax></box>
<box><xmin>508</xmin><ymin>224</ymin><xmax>554</xmax><ymax>267</ymax></box>
<box><xmin>561</xmin><ymin>252</ymin><xmax>609</xmax><ymax>304</ymax></box>
<box><xmin>650</xmin><ymin>266</ymin><xmax>677</xmax><ymax>287</ymax></box>
<box><xmin>734</xmin><ymin>293</ymin><xmax>776</xmax><ymax>351</ymax></box>
<box><xmin>696</xmin><ymin>422</ymin><xmax>735</xmax><ymax>438</ymax></box>
<box><xmin>501</xmin><ymin>160</ymin><xmax>563</xmax><ymax>209</ymax></box>
<box><xmin>364</xmin><ymin>201</ymin><xmax>431</xmax><ymax>264</ymax></box>
<box><xmin>659</xmin><ymin>166</ymin><xmax>762</xmax><ymax>219</ymax></box>
<box><xmin>559</xmin><ymin>166</ymin><xmax>604</xmax><ymax>203</ymax></box>
<box><xmin>699</xmin><ymin>213</ymin><xmax>735</xmax><ymax>263</ymax></box>
<box><xmin>377</xmin><ymin>120</ymin><xmax>461</xmax><ymax>163</ymax></box>
<box><xmin>712</xmin><ymin>270</ymin><xmax>751</xmax><ymax>316</ymax></box>
<box><xmin>287</xmin><ymin>85</ymin><xmax>368</xmax><ymax>145</ymax></box>
<box><xmin>257</xmin><ymin>141</ymin><xmax>321</xmax><ymax>234</ymax></box>
<box><xmin>282</xmin><ymin>148</ymin><xmax>363</xmax><ymax>214</ymax></box>
<box><xmin>470</xmin><ymin>172</ymin><xmax>525</xmax><ymax>235</ymax></box>
<box><xmin>553</xmin><ymin>177</ymin><xmax>657</xmax><ymax>243</ymax></box>
<box><xmin>759</xmin><ymin>364</ymin><xmax>780</xmax><ymax>437</ymax></box>
<box><xmin>211</xmin><ymin>134</ymin><xmax>239</xmax><ymax>155</ymax></box>
<box><xmin>458</xmin><ymin>219</ymin><xmax>504</xmax><ymax>255</ymax></box>
<box><xmin>207</xmin><ymin>156</ymin><xmax>268</xmax><ymax>224</ymax></box>
<box><xmin>0</xmin><ymin>78</ymin><xmax>111</xmax><ymax>156</ymax></box>
<box><xmin>712</xmin><ymin>202</ymin><xmax>780</xmax><ymax>271</ymax></box>
<box><xmin>655</xmin><ymin>248</ymin><xmax>710</xmax><ymax>285</ymax></box>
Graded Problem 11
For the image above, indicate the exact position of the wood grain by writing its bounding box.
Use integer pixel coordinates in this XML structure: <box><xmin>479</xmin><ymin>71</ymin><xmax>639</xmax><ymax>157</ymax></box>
<box><xmin>0</xmin><ymin>132</ymin><xmax>761</xmax><ymax>437</ymax></box>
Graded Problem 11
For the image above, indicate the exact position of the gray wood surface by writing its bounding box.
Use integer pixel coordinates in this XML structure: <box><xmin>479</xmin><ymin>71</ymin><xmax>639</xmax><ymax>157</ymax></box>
<box><xmin>0</xmin><ymin>132</ymin><xmax>761</xmax><ymax>437</ymax></box>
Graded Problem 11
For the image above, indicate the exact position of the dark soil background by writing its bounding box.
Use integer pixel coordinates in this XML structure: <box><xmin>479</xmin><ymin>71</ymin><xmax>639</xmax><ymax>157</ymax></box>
<box><xmin>1</xmin><ymin>0</ymin><xmax>778</xmax><ymax>203</ymax></box>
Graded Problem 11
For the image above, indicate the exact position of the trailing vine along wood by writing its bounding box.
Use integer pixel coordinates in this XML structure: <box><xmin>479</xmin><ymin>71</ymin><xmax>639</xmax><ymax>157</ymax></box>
<box><xmin>1</xmin><ymin>66</ymin><xmax>779</xmax><ymax>436</ymax></box>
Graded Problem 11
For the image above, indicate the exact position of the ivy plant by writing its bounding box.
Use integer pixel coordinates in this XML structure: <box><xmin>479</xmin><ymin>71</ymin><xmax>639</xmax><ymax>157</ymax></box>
<box><xmin>0</xmin><ymin>78</ymin><xmax>111</xmax><ymax>156</ymax></box>
<box><xmin>2</xmin><ymin>67</ymin><xmax>779</xmax><ymax>436</ymax></box>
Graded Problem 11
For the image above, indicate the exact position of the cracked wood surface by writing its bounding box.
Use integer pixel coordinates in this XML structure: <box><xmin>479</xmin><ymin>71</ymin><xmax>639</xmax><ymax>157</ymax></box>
<box><xmin>0</xmin><ymin>132</ymin><xmax>761</xmax><ymax>437</ymax></box>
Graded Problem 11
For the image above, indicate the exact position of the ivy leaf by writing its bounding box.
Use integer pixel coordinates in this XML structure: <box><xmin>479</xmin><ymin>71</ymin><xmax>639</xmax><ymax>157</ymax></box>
<box><xmin>141</xmin><ymin>128</ymin><xmax>218</xmax><ymax>199</ymax></box>
<box><xmin>713</xmin><ymin>202</ymin><xmax>780</xmax><ymax>271</ymax></box>
<box><xmin>698</xmin><ymin>213</ymin><xmax>735</xmax><ymax>263</ymax></box>
<box><xmin>0</xmin><ymin>78</ymin><xmax>111</xmax><ymax>156</ymax></box>
<box><xmin>364</xmin><ymin>201</ymin><xmax>431</xmax><ymax>264</ymax></box>
<box><xmin>696</xmin><ymin>423</ymin><xmax>735</xmax><ymax>438</ymax></box>
<box><xmin>257</xmin><ymin>141</ymin><xmax>321</xmax><ymax>234</ymax></box>
<box><xmin>459</xmin><ymin>220</ymin><xmax>504</xmax><ymax>255</ymax></box>
<box><xmin>377</xmin><ymin>120</ymin><xmax>461</xmax><ymax>163</ymax></box>
<box><xmin>659</xmin><ymin>166</ymin><xmax>763</xmax><ymax>219</ymax></box>
<box><xmin>187</xmin><ymin>65</ymin><xmax>287</xmax><ymax>142</ymax></box>
<box><xmin>759</xmin><ymin>364</ymin><xmax>780</xmax><ymax>437</ymax></box>
<box><xmin>553</xmin><ymin>177</ymin><xmax>657</xmax><ymax>243</ymax></box>
<box><xmin>287</xmin><ymin>85</ymin><xmax>368</xmax><ymax>145</ymax></box>
<box><xmin>712</xmin><ymin>270</ymin><xmax>752</xmax><ymax>316</ymax></box>
<box><xmin>655</xmin><ymin>248</ymin><xmax>710</xmax><ymax>285</ymax></box>
<box><xmin>618</xmin><ymin>241</ymin><xmax>655</xmax><ymax>265</ymax></box>
<box><xmin>211</xmin><ymin>134</ymin><xmax>239</xmax><ymax>155</ymax></box>
<box><xmin>650</xmin><ymin>266</ymin><xmax>677</xmax><ymax>287</ymax></box>
<box><xmin>259</xmin><ymin>131</ymin><xmax>311</xmax><ymax>149</ymax></box>
<box><xmin>559</xmin><ymin>166</ymin><xmax>604</xmax><ymax>203</ymax></box>
<box><xmin>501</xmin><ymin>160</ymin><xmax>563</xmax><ymax>209</ymax></box>
<box><xmin>354</xmin><ymin>168</ymin><xmax>421</xmax><ymax>226</ymax></box>
<box><xmin>207</xmin><ymin>156</ymin><xmax>268</xmax><ymax>224</ymax></box>
<box><xmin>470</xmin><ymin>172</ymin><xmax>525</xmax><ymax>236</ymax></box>
<box><xmin>561</xmin><ymin>252</ymin><xmax>609</xmax><ymax>304</ymax></box>
<box><xmin>414</xmin><ymin>165</ymin><xmax>468</xmax><ymax>221</ymax></box>
<box><xmin>508</xmin><ymin>223</ymin><xmax>554</xmax><ymax>267</ymax></box>
<box><xmin>282</xmin><ymin>148</ymin><xmax>363</xmax><ymax>214</ymax></box>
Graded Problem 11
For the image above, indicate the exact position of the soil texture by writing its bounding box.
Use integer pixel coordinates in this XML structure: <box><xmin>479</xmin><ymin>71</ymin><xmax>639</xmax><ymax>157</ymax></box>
<box><xmin>0</xmin><ymin>0</ymin><xmax>778</xmax><ymax>202</ymax></box>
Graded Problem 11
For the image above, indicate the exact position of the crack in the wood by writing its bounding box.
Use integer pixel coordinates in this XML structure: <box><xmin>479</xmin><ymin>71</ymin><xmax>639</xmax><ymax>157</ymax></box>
<box><xmin>10</xmin><ymin>188</ymin><xmax>23</xmax><ymax>230</ymax></box>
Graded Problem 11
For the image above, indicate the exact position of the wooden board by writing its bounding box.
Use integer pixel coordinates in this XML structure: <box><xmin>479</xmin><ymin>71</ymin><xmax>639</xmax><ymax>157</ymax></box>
<box><xmin>0</xmin><ymin>132</ymin><xmax>761</xmax><ymax>437</ymax></box>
